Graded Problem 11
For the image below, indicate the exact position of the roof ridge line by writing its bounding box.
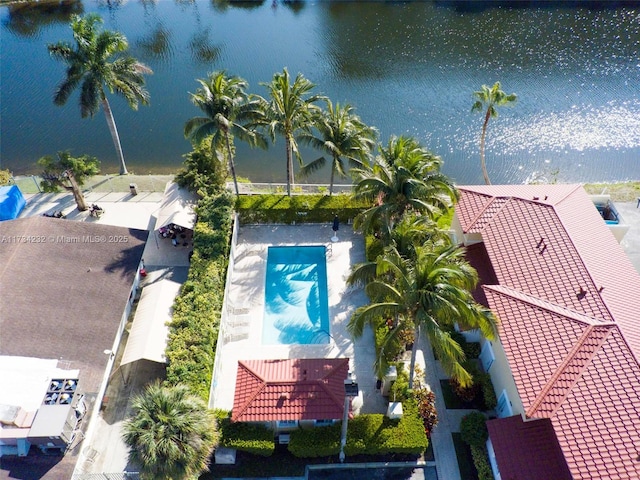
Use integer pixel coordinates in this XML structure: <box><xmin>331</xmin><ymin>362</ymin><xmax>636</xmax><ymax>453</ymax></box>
<box><xmin>318</xmin><ymin>360</ymin><xmax>350</xmax><ymax>410</ymax></box>
<box><xmin>554</xmin><ymin>184</ymin><xmax>583</xmax><ymax>206</ymax></box>
<box><xmin>547</xmin><ymin>199</ymin><xmax>617</xmax><ymax>323</ymax></box>
<box><xmin>465</xmin><ymin>195</ymin><xmax>508</xmax><ymax>233</ymax></box>
<box><xmin>232</xmin><ymin>362</ymin><xmax>267</xmax><ymax>421</ymax></box>
<box><xmin>526</xmin><ymin>324</ymin><xmax>613</xmax><ymax>418</ymax></box>
<box><xmin>483</xmin><ymin>284</ymin><xmax>612</xmax><ymax>327</ymax></box>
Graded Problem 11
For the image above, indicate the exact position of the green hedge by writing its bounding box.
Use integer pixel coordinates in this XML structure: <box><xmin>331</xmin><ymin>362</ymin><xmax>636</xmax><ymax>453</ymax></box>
<box><xmin>346</xmin><ymin>399</ymin><xmax>428</xmax><ymax>456</ymax></box>
<box><xmin>165</xmin><ymin>190</ymin><xmax>234</xmax><ymax>401</ymax></box>
<box><xmin>235</xmin><ymin>194</ymin><xmax>369</xmax><ymax>225</ymax></box>
<box><xmin>287</xmin><ymin>423</ymin><xmax>342</xmax><ymax>458</ymax></box>
<box><xmin>478</xmin><ymin>372</ymin><xmax>497</xmax><ymax>410</ymax></box>
<box><xmin>219</xmin><ymin>419</ymin><xmax>275</xmax><ymax>457</ymax></box>
<box><xmin>288</xmin><ymin>399</ymin><xmax>428</xmax><ymax>458</ymax></box>
<box><xmin>460</xmin><ymin>411</ymin><xmax>488</xmax><ymax>448</ymax></box>
<box><xmin>471</xmin><ymin>444</ymin><xmax>495</xmax><ymax>480</ymax></box>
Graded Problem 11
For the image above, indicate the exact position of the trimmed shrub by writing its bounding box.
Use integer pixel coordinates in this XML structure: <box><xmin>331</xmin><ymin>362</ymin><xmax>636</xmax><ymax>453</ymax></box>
<box><xmin>346</xmin><ymin>399</ymin><xmax>428</xmax><ymax>456</ymax></box>
<box><xmin>219</xmin><ymin>420</ymin><xmax>275</xmax><ymax>457</ymax></box>
<box><xmin>288</xmin><ymin>400</ymin><xmax>428</xmax><ymax>458</ymax></box>
<box><xmin>165</xmin><ymin>190</ymin><xmax>234</xmax><ymax>401</ymax></box>
<box><xmin>288</xmin><ymin>423</ymin><xmax>341</xmax><ymax>458</ymax></box>
<box><xmin>235</xmin><ymin>194</ymin><xmax>369</xmax><ymax>225</ymax></box>
<box><xmin>471</xmin><ymin>445</ymin><xmax>495</xmax><ymax>480</ymax></box>
<box><xmin>460</xmin><ymin>411</ymin><xmax>488</xmax><ymax>448</ymax></box>
<box><xmin>478</xmin><ymin>372</ymin><xmax>497</xmax><ymax>410</ymax></box>
<box><xmin>389</xmin><ymin>363</ymin><xmax>411</xmax><ymax>402</ymax></box>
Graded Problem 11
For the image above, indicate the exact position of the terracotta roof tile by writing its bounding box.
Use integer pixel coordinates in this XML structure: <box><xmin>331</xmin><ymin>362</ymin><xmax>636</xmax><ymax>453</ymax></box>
<box><xmin>455</xmin><ymin>190</ymin><xmax>493</xmax><ymax>232</ymax></box>
<box><xmin>554</xmin><ymin>186</ymin><xmax>640</xmax><ymax>358</ymax></box>
<box><xmin>464</xmin><ymin>242</ymin><xmax>497</xmax><ymax>306</ymax></box>
<box><xmin>484</xmin><ymin>285</ymin><xmax>597</xmax><ymax>412</ymax></box>
<box><xmin>551</xmin><ymin>329</ymin><xmax>640</xmax><ymax>480</ymax></box>
<box><xmin>485</xmin><ymin>286</ymin><xmax>640</xmax><ymax>479</ymax></box>
<box><xmin>487</xmin><ymin>416</ymin><xmax>572</xmax><ymax>480</ymax></box>
<box><xmin>481</xmin><ymin>199</ymin><xmax>613</xmax><ymax>322</ymax></box>
<box><xmin>458</xmin><ymin>185</ymin><xmax>640</xmax><ymax>480</ymax></box>
<box><xmin>231</xmin><ymin>358</ymin><xmax>349</xmax><ymax>422</ymax></box>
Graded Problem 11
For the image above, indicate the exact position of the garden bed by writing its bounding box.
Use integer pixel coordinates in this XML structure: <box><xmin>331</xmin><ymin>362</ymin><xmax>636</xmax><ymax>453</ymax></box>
<box><xmin>451</xmin><ymin>432</ymin><xmax>479</xmax><ymax>480</ymax></box>
<box><xmin>440</xmin><ymin>380</ymin><xmax>485</xmax><ymax>410</ymax></box>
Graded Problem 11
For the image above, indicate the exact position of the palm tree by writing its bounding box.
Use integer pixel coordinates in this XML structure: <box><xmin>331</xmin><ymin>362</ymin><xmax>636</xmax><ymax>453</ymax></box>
<box><xmin>348</xmin><ymin>244</ymin><xmax>498</xmax><ymax>389</ymax></box>
<box><xmin>255</xmin><ymin>68</ymin><xmax>325</xmax><ymax>196</ymax></box>
<box><xmin>122</xmin><ymin>381</ymin><xmax>219</xmax><ymax>480</ymax></box>
<box><xmin>471</xmin><ymin>82</ymin><xmax>517</xmax><ymax>185</ymax></box>
<box><xmin>48</xmin><ymin>13</ymin><xmax>152</xmax><ymax>175</ymax></box>
<box><xmin>352</xmin><ymin>135</ymin><xmax>458</xmax><ymax>239</ymax></box>
<box><xmin>298</xmin><ymin>100</ymin><xmax>377</xmax><ymax>195</ymax></box>
<box><xmin>184</xmin><ymin>71</ymin><xmax>266</xmax><ymax>197</ymax></box>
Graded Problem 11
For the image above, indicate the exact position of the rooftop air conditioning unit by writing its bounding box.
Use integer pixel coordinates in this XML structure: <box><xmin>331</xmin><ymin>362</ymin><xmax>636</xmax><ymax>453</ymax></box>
<box><xmin>43</xmin><ymin>378</ymin><xmax>79</xmax><ymax>405</ymax></box>
<box><xmin>49</xmin><ymin>380</ymin><xmax>63</xmax><ymax>392</ymax></box>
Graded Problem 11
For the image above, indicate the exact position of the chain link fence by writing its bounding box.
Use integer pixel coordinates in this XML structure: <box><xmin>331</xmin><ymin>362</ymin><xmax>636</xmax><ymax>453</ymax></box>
<box><xmin>11</xmin><ymin>175</ymin><xmax>175</xmax><ymax>194</ymax></box>
<box><xmin>229</xmin><ymin>182</ymin><xmax>353</xmax><ymax>195</ymax></box>
<box><xmin>10</xmin><ymin>175</ymin><xmax>355</xmax><ymax>196</ymax></box>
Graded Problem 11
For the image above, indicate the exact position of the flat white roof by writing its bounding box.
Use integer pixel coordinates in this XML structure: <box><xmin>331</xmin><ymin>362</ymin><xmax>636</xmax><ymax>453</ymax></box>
<box><xmin>120</xmin><ymin>279</ymin><xmax>182</xmax><ymax>366</ymax></box>
<box><xmin>0</xmin><ymin>356</ymin><xmax>79</xmax><ymax>412</ymax></box>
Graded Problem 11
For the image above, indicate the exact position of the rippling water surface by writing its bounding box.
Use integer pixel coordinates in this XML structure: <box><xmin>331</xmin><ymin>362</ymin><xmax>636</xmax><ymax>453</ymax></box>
<box><xmin>2</xmin><ymin>1</ymin><xmax>639</xmax><ymax>184</ymax></box>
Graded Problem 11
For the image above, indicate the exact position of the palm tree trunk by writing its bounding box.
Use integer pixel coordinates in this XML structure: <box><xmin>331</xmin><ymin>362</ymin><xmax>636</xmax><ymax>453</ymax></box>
<box><xmin>285</xmin><ymin>136</ymin><xmax>292</xmax><ymax>197</ymax></box>
<box><xmin>225</xmin><ymin>132</ymin><xmax>240</xmax><ymax>197</ymax></box>
<box><xmin>101</xmin><ymin>96</ymin><xmax>128</xmax><ymax>175</ymax></box>
<box><xmin>408</xmin><ymin>323</ymin><xmax>420</xmax><ymax>390</ymax></box>
<box><xmin>329</xmin><ymin>155</ymin><xmax>337</xmax><ymax>196</ymax></box>
<box><xmin>480</xmin><ymin>109</ymin><xmax>491</xmax><ymax>185</ymax></box>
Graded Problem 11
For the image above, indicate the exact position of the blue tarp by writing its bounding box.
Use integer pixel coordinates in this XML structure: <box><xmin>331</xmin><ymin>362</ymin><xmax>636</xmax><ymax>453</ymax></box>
<box><xmin>0</xmin><ymin>185</ymin><xmax>26</xmax><ymax>221</ymax></box>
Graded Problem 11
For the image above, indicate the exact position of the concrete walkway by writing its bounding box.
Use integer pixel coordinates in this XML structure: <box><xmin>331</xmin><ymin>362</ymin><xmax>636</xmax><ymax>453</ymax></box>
<box><xmin>417</xmin><ymin>335</ymin><xmax>461</xmax><ymax>480</ymax></box>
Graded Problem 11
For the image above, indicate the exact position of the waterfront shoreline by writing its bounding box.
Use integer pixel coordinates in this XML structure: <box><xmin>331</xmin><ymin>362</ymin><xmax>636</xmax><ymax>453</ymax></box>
<box><xmin>10</xmin><ymin>173</ymin><xmax>640</xmax><ymax>202</ymax></box>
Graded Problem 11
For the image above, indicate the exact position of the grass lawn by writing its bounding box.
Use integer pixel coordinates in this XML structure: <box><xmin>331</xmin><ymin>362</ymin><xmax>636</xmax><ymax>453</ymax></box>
<box><xmin>439</xmin><ymin>380</ymin><xmax>485</xmax><ymax>410</ymax></box>
<box><xmin>451</xmin><ymin>432</ymin><xmax>479</xmax><ymax>480</ymax></box>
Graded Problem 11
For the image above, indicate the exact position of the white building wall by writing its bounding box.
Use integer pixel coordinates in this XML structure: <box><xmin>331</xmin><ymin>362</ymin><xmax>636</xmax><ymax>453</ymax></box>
<box><xmin>481</xmin><ymin>337</ymin><xmax>524</xmax><ymax>417</ymax></box>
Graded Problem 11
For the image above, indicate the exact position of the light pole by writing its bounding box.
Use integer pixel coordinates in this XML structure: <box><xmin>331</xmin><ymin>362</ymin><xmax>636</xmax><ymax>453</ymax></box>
<box><xmin>339</xmin><ymin>371</ymin><xmax>359</xmax><ymax>463</ymax></box>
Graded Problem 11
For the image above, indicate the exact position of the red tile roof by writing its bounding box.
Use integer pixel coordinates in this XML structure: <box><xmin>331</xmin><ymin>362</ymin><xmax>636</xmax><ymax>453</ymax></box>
<box><xmin>486</xmin><ymin>415</ymin><xmax>572</xmax><ymax>480</ymax></box>
<box><xmin>231</xmin><ymin>358</ymin><xmax>349</xmax><ymax>422</ymax></box>
<box><xmin>457</xmin><ymin>185</ymin><xmax>640</xmax><ymax>480</ymax></box>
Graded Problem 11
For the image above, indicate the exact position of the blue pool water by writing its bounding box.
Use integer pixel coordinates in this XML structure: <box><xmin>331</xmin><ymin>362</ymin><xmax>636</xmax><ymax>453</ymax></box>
<box><xmin>263</xmin><ymin>246</ymin><xmax>330</xmax><ymax>345</ymax></box>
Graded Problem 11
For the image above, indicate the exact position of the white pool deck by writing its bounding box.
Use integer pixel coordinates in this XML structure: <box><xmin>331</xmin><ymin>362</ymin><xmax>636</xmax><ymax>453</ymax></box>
<box><xmin>209</xmin><ymin>223</ymin><xmax>387</xmax><ymax>416</ymax></box>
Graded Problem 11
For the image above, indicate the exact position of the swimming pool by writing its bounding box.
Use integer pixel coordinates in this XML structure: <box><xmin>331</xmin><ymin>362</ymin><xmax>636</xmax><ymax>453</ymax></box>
<box><xmin>263</xmin><ymin>246</ymin><xmax>330</xmax><ymax>345</ymax></box>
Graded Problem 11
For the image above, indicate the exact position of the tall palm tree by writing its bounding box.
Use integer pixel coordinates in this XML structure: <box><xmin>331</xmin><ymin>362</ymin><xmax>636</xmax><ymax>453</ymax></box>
<box><xmin>122</xmin><ymin>381</ymin><xmax>219</xmax><ymax>480</ymax></box>
<box><xmin>255</xmin><ymin>68</ymin><xmax>325</xmax><ymax>196</ymax></box>
<box><xmin>298</xmin><ymin>100</ymin><xmax>377</xmax><ymax>195</ymax></box>
<box><xmin>352</xmin><ymin>135</ymin><xmax>458</xmax><ymax>239</ymax></box>
<box><xmin>348</xmin><ymin>244</ymin><xmax>498</xmax><ymax>389</ymax></box>
<box><xmin>48</xmin><ymin>13</ymin><xmax>152</xmax><ymax>175</ymax></box>
<box><xmin>471</xmin><ymin>82</ymin><xmax>517</xmax><ymax>185</ymax></box>
<box><xmin>184</xmin><ymin>71</ymin><xmax>266</xmax><ymax>197</ymax></box>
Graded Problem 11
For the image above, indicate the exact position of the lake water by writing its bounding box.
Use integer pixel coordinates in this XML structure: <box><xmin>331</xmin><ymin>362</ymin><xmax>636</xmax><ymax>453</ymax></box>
<box><xmin>2</xmin><ymin>1</ymin><xmax>640</xmax><ymax>185</ymax></box>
